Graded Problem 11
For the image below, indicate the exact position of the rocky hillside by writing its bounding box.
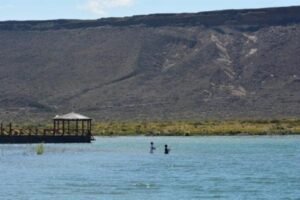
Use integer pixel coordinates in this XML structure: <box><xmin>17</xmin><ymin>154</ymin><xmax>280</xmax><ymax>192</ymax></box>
<box><xmin>0</xmin><ymin>6</ymin><xmax>300</xmax><ymax>122</ymax></box>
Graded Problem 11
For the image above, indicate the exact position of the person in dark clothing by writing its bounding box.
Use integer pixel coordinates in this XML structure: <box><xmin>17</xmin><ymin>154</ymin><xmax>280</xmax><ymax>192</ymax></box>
<box><xmin>164</xmin><ymin>144</ymin><xmax>170</xmax><ymax>154</ymax></box>
<box><xmin>150</xmin><ymin>142</ymin><xmax>156</xmax><ymax>154</ymax></box>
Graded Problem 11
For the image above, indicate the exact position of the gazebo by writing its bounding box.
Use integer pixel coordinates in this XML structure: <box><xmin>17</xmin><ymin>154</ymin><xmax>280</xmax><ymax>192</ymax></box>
<box><xmin>53</xmin><ymin>112</ymin><xmax>92</xmax><ymax>136</ymax></box>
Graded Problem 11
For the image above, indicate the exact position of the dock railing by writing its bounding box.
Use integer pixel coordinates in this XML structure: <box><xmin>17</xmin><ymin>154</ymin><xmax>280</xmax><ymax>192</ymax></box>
<box><xmin>0</xmin><ymin>123</ymin><xmax>91</xmax><ymax>137</ymax></box>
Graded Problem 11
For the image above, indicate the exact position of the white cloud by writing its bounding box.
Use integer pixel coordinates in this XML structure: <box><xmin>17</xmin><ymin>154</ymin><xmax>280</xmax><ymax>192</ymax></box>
<box><xmin>80</xmin><ymin>0</ymin><xmax>135</xmax><ymax>15</ymax></box>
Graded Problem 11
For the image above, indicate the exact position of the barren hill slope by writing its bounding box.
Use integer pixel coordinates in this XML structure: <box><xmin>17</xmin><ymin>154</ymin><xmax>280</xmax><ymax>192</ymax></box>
<box><xmin>0</xmin><ymin>6</ymin><xmax>300</xmax><ymax>122</ymax></box>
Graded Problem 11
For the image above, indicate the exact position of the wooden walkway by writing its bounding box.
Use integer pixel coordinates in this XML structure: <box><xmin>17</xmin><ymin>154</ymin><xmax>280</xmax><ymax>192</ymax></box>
<box><xmin>0</xmin><ymin>123</ymin><xmax>94</xmax><ymax>144</ymax></box>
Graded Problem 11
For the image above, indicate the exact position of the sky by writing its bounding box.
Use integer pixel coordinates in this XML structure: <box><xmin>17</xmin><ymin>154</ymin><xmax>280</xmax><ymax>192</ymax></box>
<box><xmin>0</xmin><ymin>0</ymin><xmax>300</xmax><ymax>21</ymax></box>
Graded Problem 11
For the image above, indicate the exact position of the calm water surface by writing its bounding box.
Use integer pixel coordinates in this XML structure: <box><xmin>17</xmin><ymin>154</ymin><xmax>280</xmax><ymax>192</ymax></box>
<box><xmin>0</xmin><ymin>136</ymin><xmax>300</xmax><ymax>200</ymax></box>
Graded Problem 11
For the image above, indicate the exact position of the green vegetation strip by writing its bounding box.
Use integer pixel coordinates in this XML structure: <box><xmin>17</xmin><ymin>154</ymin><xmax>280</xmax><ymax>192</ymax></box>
<box><xmin>12</xmin><ymin>119</ymin><xmax>300</xmax><ymax>136</ymax></box>
<box><xmin>91</xmin><ymin>119</ymin><xmax>300</xmax><ymax>136</ymax></box>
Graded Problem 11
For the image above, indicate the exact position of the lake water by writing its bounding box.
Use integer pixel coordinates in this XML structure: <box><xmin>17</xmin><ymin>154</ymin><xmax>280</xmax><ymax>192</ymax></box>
<box><xmin>0</xmin><ymin>136</ymin><xmax>300</xmax><ymax>200</ymax></box>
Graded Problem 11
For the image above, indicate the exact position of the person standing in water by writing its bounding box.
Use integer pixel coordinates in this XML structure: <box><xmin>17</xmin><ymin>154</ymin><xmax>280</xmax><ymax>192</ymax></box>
<box><xmin>164</xmin><ymin>144</ymin><xmax>170</xmax><ymax>154</ymax></box>
<box><xmin>150</xmin><ymin>142</ymin><xmax>156</xmax><ymax>154</ymax></box>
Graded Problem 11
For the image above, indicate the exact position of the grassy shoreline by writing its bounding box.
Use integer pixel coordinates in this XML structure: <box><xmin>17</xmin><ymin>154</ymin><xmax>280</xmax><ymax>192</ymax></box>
<box><xmin>15</xmin><ymin>119</ymin><xmax>300</xmax><ymax>136</ymax></box>
<box><xmin>91</xmin><ymin>119</ymin><xmax>300</xmax><ymax>136</ymax></box>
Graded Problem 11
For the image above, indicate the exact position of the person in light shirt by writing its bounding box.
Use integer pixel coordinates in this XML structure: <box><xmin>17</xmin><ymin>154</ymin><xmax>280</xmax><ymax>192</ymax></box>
<box><xmin>150</xmin><ymin>142</ymin><xmax>156</xmax><ymax>154</ymax></box>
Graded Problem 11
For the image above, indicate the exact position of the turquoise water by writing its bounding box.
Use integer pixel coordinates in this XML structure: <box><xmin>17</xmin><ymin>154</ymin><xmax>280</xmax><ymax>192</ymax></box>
<box><xmin>0</xmin><ymin>136</ymin><xmax>300</xmax><ymax>200</ymax></box>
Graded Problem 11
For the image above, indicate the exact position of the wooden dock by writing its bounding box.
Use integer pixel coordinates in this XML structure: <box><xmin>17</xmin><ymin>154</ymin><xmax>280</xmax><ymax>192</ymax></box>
<box><xmin>0</xmin><ymin>112</ymin><xmax>94</xmax><ymax>144</ymax></box>
<box><xmin>0</xmin><ymin>135</ymin><xmax>93</xmax><ymax>144</ymax></box>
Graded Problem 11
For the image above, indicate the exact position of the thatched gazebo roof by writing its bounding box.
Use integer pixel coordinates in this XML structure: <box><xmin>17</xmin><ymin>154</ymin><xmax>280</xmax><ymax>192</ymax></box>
<box><xmin>52</xmin><ymin>112</ymin><xmax>92</xmax><ymax>136</ymax></box>
<box><xmin>53</xmin><ymin>112</ymin><xmax>91</xmax><ymax>120</ymax></box>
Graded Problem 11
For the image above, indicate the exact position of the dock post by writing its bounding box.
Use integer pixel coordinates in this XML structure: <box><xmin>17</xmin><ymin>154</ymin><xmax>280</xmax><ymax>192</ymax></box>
<box><xmin>89</xmin><ymin>120</ymin><xmax>92</xmax><ymax>136</ymax></box>
<box><xmin>67</xmin><ymin>120</ymin><xmax>70</xmax><ymax>135</ymax></box>
<box><xmin>57</xmin><ymin>120</ymin><xmax>60</xmax><ymax>135</ymax></box>
<box><xmin>82</xmin><ymin>120</ymin><xmax>84</xmax><ymax>136</ymax></box>
<box><xmin>76</xmin><ymin>120</ymin><xmax>79</xmax><ymax>136</ymax></box>
<box><xmin>0</xmin><ymin>123</ymin><xmax>3</xmax><ymax>135</ymax></box>
<box><xmin>62</xmin><ymin>120</ymin><xmax>65</xmax><ymax>135</ymax></box>
<box><xmin>53</xmin><ymin>119</ymin><xmax>56</xmax><ymax>136</ymax></box>
<box><xmin>9</xmin><ymin>123</ymin><xmax>12</xmax><ymax>135</ymax></box>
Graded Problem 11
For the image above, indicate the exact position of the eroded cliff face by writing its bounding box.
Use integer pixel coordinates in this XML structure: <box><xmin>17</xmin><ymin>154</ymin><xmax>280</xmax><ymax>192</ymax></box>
<box><xmin>0</xmin><ymin>6</ymin><xmax>299</xmax><ymax>121</ymax></box>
